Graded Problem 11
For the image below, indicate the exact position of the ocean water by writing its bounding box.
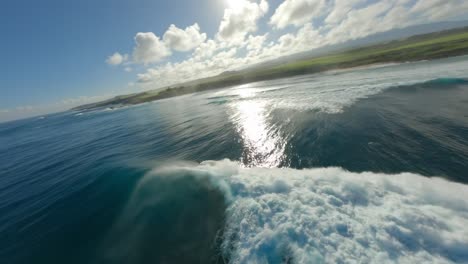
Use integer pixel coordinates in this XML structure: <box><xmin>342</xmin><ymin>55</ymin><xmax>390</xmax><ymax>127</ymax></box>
<box><xmin>1</xmin><ymin>56</ymin><xmax>468</xmax><ymax>263</ymax></box>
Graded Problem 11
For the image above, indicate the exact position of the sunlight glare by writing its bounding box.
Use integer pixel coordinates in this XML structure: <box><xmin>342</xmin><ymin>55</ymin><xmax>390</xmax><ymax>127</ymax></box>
<box><xmin>231</xmin><ymin>100</ymin><xmax>286</xmax><ymax>167</ymax></box>
<box><xmin>226</xmin><ymin>0</ymin><xmax>245</xmax><ymax>11</ymax></box>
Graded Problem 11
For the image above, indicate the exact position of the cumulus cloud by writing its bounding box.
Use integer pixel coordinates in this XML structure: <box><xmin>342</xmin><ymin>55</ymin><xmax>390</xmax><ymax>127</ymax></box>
<box><xmin>324</xmin><ymin>1</ymin><xmax>395</xmax><ymax>43</ymax></box>
<box><xmin>136</xmin><ymin>46</ymin><xmax>244</xmax><ymax>86</ymax></box>
<box><xmin>218</xmin><ymin>0</ymin><xmax>269</xmax><ymax>43</ymax></box>
<box><xmin>270</xmin><ymin>0</ymin><xmax>327</xmax><ymax>29</ymax></box>
<box><xmin>193</xmin><ymin>39</ymin><xmax>219</xmax><ymax>60</ymax></box>
<box><xmin>163</xmin><ymin>23</ymin><xmax>207</xmax><ymax>52</ymax></box>
<box><xmin>133</xmin><ymin>32</ymin><xmax>171</xmax><ymax>65</ymax></box>
<box><xmin>136</xmin><ymin>72</ymin><xmax>154</xmax><ymax>83</ymax></box>
<box><xmin>411</xmin><ymin>0</ymin><xmax>468</xmax><ymax>20</ymax></box>
<box><xmin>261</xmin><ymin>23</ymin><xmax>323</xmax><ymax>56</ymax></box>
<box><xmin>149</xmin><ymin>160</ymin><xmax>468</xmax><ymax>263</ymax></box>
<box><xmin>131</xmin><ymin>24</ymin><xmax>207</xmax><ymax>65</ymax></box>
<box><xmin>116</xmin><ymin>0</ymin><xmax>468</xmax><ymax>88</ymax></box>
<box><xmin>106</xmin><ymin>52</ymin><xmax>128</xmax><ymax>65</ymax></box>
<box><xmin>324</xmin><ymin>0</ymin><xmax>367</xmax><ymax>25</ymax></box>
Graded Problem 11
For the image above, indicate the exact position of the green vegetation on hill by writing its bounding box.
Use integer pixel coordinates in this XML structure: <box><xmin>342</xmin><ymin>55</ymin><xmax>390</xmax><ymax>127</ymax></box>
<box><xmin>74</xmin><ymin>27</ymin><xmax>468</xmax><ymax>111</ymax></box>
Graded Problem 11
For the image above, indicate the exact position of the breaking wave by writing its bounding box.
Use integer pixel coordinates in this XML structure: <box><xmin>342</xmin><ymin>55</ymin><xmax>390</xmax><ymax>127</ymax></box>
<box><xmin>100</xmin><ymin>162</ymin><xmax>230</xmax><ymax>264</ymax></box>
<box><xmin>423</xmin><ymin>77</ymin><xmax>468</xmax><ymax>86</ymax></box>
<box><xmin>104</xmin><ymin>160</ymin><xmax>468</xmax><ymax>264</ymax></box>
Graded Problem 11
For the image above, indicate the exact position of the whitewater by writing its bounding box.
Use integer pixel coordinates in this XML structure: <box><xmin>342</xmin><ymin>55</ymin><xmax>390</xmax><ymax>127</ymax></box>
<box><xmin>100</xmin><ymin>160</ymin><xmax>468</xmax><ymax>264</ymax></box>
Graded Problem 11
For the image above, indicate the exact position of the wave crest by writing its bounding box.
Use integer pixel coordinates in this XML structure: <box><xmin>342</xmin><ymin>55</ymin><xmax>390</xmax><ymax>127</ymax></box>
<box><xmin>104</xmin><ymin>160</ymin><xmax>468</xmax><ymax>263</ymax></box>
<box><xmin>423</xmin><ymin>77</ymin><xmax>468</xmax><ymax>86</ymax></box>
<box><xmin>204</xmin><ymin>161</ymin><xmax>468</xmax><ymax>263</ymax></box>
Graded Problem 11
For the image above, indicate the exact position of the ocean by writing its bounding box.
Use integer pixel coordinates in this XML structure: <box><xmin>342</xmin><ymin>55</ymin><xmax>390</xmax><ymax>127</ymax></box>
<box><xmin>1</xmin><ymin>56</ymin><xmax>468</xmax><ymax>263</ymax></box>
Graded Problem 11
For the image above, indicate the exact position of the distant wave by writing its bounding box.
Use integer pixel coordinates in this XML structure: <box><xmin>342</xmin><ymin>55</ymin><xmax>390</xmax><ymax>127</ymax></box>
<box><xmin>378</xmin><ymin>77</ymin><xmax>468</xmax><ymax>96</ymax></box>
<box><xmin>388</xmin><ymin>77</ymin><xmax>468</xmax><ymax>90</ymax></box>
<box><xmin>205</xmin><ymin>73</ymin><xmax>468</xmax><ymax>115</ymax></box>
<box><xmin>422</xmin><ymin>77</ymin><xmax>468</xmax><ymax>86</ymax></box>
<box><xmin>103</xmin><ymin>160</ymin><xmax>468</xmax><ymax>264</ymax></box>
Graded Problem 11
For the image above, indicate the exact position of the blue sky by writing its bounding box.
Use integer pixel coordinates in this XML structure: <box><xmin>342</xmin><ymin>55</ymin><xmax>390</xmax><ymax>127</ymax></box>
<box><xmin>1</xmin><ymin>0</ymin><xmax>467</xmax><ymax>122</ymax></box>
<box><xmin>0</xmin><ymin>0</ymin><xmax>225</xmax><ymax>108</ymax></box>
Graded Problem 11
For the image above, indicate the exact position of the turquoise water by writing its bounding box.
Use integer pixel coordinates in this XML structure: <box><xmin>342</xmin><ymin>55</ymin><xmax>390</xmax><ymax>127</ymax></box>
<box><xmin>1</xmin><ymin>56</ymin><xmax>468</xmax><ymax>263</ymax></box>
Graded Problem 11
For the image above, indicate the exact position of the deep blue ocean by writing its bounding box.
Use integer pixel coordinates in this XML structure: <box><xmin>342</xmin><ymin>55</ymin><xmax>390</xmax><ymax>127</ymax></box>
<box><xmin>1</xmin><ymin>56</ymin><xmax>468</xmax><ymax>264</ymax></box>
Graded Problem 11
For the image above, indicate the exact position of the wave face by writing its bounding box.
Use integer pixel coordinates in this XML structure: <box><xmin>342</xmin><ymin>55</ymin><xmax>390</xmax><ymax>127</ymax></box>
<box><xmin>100</xmin><ymin>163</ymin><xmax>229</xmax><ymax>264</ymax></box>
<box><xmin>122</xmin><ymin>160</ymin><xmax>468</xmax><ymax>264</ymax></box>
<box><xmin>422</xmin><ymin>77</ymin><xmax>468</xmax><ymax>86</ymax></box>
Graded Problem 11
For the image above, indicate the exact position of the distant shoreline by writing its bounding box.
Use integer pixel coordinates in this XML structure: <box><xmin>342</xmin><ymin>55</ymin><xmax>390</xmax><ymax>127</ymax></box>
<box><xmin>73</xmin><ymin>27</ymin><xmax>468</xmax><ymax>112</ymax></box>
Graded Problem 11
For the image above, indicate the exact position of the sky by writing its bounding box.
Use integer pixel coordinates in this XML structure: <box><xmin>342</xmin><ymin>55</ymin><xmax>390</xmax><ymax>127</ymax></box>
<box><xmin>1</xmin><ymin>0</ymin><xmax>468</xmax><ymax>122</ymax></box>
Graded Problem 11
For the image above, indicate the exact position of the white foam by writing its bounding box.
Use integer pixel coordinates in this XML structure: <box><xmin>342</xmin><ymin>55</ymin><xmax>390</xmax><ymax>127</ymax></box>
<box><xmin>205</xmin><ymin>56</ymin><xmax>468</xmax><ymax>114</ymax></box>
<box><xmin>172</xmin><ymin>160</ymin><xmax>468</xmax><ymax>263</ymax></box>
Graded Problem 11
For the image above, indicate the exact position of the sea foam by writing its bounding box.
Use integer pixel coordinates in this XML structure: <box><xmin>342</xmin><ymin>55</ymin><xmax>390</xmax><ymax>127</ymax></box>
<box><xmin>104</xmin><ymin>159</ymin><xmax>468</xmax><ymax>263</ymax></box>
<box><xmin>147</xmin><ymin>160</ymin><xmax>468</xmax><ymax>264</ymax></box>
<box><xmin>208</xmin><ymin>57</ymin><xmax>468</xmax><ymax>114</ymax></box>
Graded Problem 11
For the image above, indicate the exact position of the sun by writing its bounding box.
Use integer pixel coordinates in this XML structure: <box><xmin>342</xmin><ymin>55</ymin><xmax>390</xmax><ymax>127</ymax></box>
<box><xmin>226</xmin><ymin>0</ymin><xmax>245</xmax><ymax>11</ymax></box>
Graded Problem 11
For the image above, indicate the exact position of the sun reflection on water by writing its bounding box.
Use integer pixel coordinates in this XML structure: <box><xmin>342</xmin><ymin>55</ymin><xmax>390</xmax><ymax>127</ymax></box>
<box><xmin>231</xmin><ymin>100</ymin><xmax>286</xmax><ymax>167</ymax></box>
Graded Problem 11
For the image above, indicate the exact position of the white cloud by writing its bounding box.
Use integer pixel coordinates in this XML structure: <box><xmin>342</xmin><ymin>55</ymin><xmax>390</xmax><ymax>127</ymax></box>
<box><xmin>246</xmin><ymin>34</ymin><xmax>268</xmax><ymax>52</ymax></box>
<box><xmin>218</xmin><ymin>0</ymin><xmax>269</xmax><ymax>43</ymax></box>
<box><xmin>324</xmin><ymin>0</ymin><xmax>366</xmax><ymax>25</ymax></box>
<box><xmin>131</xmin><ymin>24</ymin><xmax>208</xmax><ymax>65</ymax></box>
<box><xmin>410</xmin><ymin>0</ymin><xmax>468</xmax><ymax>21</ymax></box>
<box><xmin>163</xmin><ymin>23</ymin><xmax>207</xmax><ymax>52</ymax></box>
<box><xmin>133</xmin><ymin>32</ymin><xmax>171</xmax><ymax>65</ymax></box>
<box><xmin>106</xmin><ymin>52</ymin><xmax>128</xmax><ymax>65</ymax></box>
<box><xmin>134</xmin><ymin>33</ymin><xmax>301</xmax><ymax>88</ymax></box>
<box><xmin>276</xmin><ymin>23</ymin><xmax>322</xmax><ymax>54</ymax></box>
<box><xmin>136</xmin><ymin>46</ymin><xmax>244</xmax><ymax>86</ymax></box>
<box><xmin>117</xmin><ymin>0</ymin><xmax>468</xmax><ymax>89</ymax></box>
<box><xmin>0</xmin><ymin>109</ymin><xmax>10</xmax><ymax>114</ymax></box>
<box><xmin>270</xmin><ymin>0</ymin><xmax>327</xmax><ymax>29</ymax></box>
<box><xmin>246</xmin><ymin>23</ymin><xmax>324</xmax><ymax>62</ymax></box>
<box><xmin>324</xmin><ymin>1</ymin><xmax>394</xmax><ymax>43</ymax></box>
<box><xmin>137</xmin><ymin>72</ymin><xmax>154</xmax><ymax>83</ymax></box>
<box><xmin>321</xmin><ymin>0</ymin><xmax>468</xmax><ymax>45</ymax></box>
<box><xmin>193</xmin><ymin>39</ymin><xmax>219</xmax><ymax>60</ymax></box>
<box><xmin>124</xmin><ymin>67</ymin><xmax>133</xmax><ymax>72</ymax></box>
